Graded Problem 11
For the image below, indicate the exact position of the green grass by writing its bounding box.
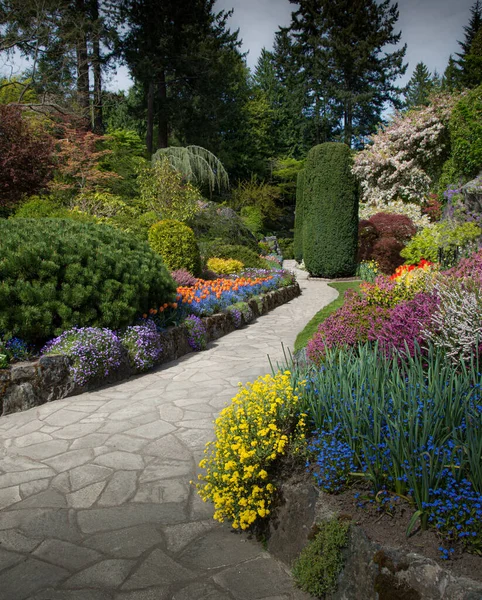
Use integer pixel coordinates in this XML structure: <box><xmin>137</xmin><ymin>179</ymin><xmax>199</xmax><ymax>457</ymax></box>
<box><xmin>294</xmin><ymin>281</ymin><xmax>361</xmax><ymax>352</ymax></box>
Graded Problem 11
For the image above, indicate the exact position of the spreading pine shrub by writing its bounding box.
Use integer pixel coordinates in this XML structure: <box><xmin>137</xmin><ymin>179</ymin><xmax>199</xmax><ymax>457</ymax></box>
<box><xmin>303</xmin><ymin>143</ymin><xmax>358</xmax><ymax>277</ymax></box>
<box><xmin>148</xmin><ymin>219</ymin><xmax>201</xmax><ymax>275</ymax></box>
<box><xmin>0</xmin><ymin>219</ymin><xmax>176</xmax><ymax>344</ymax></box>
<box><xmin>294</xmin><ymin>169</ymin><xmax>305</xmax><ymax>262</ymax></box>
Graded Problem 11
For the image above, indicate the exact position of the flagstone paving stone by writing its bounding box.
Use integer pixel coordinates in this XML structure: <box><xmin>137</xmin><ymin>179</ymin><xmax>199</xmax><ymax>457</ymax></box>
<box><xmin>0</xmin><ymin>263</ymin><xmax>337</xmax><ymax>599</ymax></box>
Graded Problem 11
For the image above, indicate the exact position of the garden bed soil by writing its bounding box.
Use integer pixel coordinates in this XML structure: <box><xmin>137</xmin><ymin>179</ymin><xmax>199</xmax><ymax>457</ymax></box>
<box><xmin>323</xmin><ymin>484</ymin><xmax>482</xmax><ymax>584</ymax></box>
<box><xmin>264</xmin><ymin>462</ymin><xmax>482</xmax><ymax>599</ymax></box>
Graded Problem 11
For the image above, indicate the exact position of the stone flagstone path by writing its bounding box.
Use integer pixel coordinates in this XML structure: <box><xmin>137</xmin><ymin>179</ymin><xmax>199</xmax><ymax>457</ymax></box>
<box><xmin>0</xmin><ymin>263</ymin><xmax>338</xmax><ymax>600</ymax></box>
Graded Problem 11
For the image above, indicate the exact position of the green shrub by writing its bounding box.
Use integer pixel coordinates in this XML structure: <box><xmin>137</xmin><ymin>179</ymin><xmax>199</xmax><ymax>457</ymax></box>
<box><xmin>279</xmin><ymin>237</ymin><xmax>294</xmax><ymax>260</ymax></box>
<box><xmin>292</xmin><ymin>519</ymin><xmax>350</xmax><ymax>597</ymax></box>
<box><xmin>294</xmin><ymin>169</ymin><xmax>305</xmax><ymax>262</ymax></box>
<box><xmin>13</xmin><ymin>196</ymin><xmax>98</xmax><ymax>223</ymax></box>
<box><xmin>148</xmin><ymin>219</ymin><xmax>201</xmax><ymax>275</ymax></box>
<box><xmin>449</xmin><ymin>84</ymin><xmax>482</xmax><ymax>180</ymax></box>
<box><xmin>240</xmin><ymin>205</ymin><xmax>264</xmax><ymax>236</ymax></box>
<box><xmin>303</xmin><ymin>144</ymin><xmax>358</xmax><ymax>277</ymax></box>
<box><xmin>201</xmin><ymin>240</ymin><xmax>262</xmax><ymax>268</ymax></box>
<box><xmin>0</xmin><ymin>219</ymin><xmax>176</xmax><ymax>344</ymax></box>
<box><xmin>187</xmin><ymin>201</ymin><xmax>258</xmax><ymax>250</ymax></box>
<box><xmin>401</xmin><ymin>221</ymin><xmax>482</xmax><ymax>264</ymax></box>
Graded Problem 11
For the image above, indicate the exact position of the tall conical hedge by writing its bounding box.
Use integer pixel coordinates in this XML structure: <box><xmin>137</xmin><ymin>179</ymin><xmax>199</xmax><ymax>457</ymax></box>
<box><xmin>303</xmin><ymin>143</ymin><xmax>358</xmax><ymax>278</ymax></box>
<box><xmin>294</xmin><ymin>169</ymin><xmax>305</xmax><ymax>263</ymax></box>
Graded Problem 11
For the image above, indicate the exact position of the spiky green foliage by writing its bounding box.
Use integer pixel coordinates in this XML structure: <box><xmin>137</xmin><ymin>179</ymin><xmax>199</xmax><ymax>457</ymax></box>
<box><xmin>303</xmin><ymin>143</ymin><xmax>358</xmax><ymax>277</ymax></box>
<box><xmin>153</xmin><ymin>145</ymin><xmax>229</xmax><ymax>194</ymax></box>
<box><xmin>0</xmin><ymin>219</ymin><xmax>176</xmax><ymax>344</ymax></box>
<box><xmin>148</xmin><ymin>220</ymin><xmax>201</xmax><ymax>275</ymax></box>
<box><xmin>294</xmin><ymin>169</ymin><xmax>305</xmax><ymax>262</ymax></box>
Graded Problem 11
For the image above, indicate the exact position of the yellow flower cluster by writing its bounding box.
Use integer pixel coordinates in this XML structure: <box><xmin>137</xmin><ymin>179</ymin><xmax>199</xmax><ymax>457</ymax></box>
<box><xmin>207</xmin><ymin>257</ymin><xmax>244</xmax><ymax>275</ymax></box>
<box><xmin>197</xmin><ymin>371</ymin><xmax>306</xmax><ymax>530</ymax></box>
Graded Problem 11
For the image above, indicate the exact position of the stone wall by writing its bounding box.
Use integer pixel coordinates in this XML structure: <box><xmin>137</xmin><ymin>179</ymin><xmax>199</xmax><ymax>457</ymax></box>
<box><xmin>267</xmin><ymin>477</ymin><xmax>482</xmax><ymax>600</ymax></box>
<box><xmin>0</xmin><ymin>284</ymin><xmax>301</xmax><ymax>417</ymax></box>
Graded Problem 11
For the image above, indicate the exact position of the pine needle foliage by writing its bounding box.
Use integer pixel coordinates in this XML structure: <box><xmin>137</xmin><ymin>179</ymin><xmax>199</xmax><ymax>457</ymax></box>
<box><xmin>0</xmin><ymin>219</ymin><xmax>176</xmax><ymax>344</ymax></box>
<box><xmin>303</xmin><ymin>143</ymin><xmax>358</xmax><ymax>278</ymax></box>
<box><xmin>152</xmin><ymin>145</ymin><xmax>229</xmax><ymax>194</ymax></box>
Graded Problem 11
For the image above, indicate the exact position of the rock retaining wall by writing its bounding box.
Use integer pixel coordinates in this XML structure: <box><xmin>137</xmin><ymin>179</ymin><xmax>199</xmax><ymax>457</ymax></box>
<box><xmin>0</xmin><ymin>284</ymin><xmax>300</xmax><ymax>417</ymax></box>
<box><xmin>267</xmin><ymin>477</ymin><xmax>482</xmax><ymax>600</ymax></box>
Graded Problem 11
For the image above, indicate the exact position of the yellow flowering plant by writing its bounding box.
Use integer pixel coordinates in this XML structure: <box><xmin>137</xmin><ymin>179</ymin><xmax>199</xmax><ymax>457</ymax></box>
<box><xmin>206</xmin><ymin>257</ymin><xmax>244</xmax><ymax>275</ymax></box>
<box><xmin>197</xmin><ymin>371</ymin><xmax>306</xmax><ymax>530</ymax></box>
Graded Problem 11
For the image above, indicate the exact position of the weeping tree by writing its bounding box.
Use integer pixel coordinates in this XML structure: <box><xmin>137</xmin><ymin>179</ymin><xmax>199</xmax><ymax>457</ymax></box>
<box><xmin>152</xmin><ymin>145</ymin><xmax>229</xmax><ymax>194</ymax></box>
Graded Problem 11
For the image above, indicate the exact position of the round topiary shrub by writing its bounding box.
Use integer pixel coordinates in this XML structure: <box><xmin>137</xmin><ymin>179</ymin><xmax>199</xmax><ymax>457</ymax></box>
<box><xmin>0</xmin><ymin>219</ymin><xmax>176</xmax><ymax>344</ymax></box>
<box><xmin>303</xmin><ymin>143</ymin><xmax>358</xmax><ymax>277</ymax></box>
<box><xmin>148</xmin><ymin>219</ymin><xmax>201</xmax><ymax>276</ymax></box>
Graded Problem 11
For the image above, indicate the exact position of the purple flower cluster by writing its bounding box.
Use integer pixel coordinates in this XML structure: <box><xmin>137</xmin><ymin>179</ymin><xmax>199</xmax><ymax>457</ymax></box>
<box><xmin>42</xmin><ymin>327</ymin><xmax>123</xmax><ymax>387</ymax></box>
<box><xmin>170</xmin><ymin>269</ymin><xmax>197</xmax><ymax>287</ymax></box>
<box><xmin>377</xmin><ymin>292</ymin><xmax>439</xmax><ymax>357</ymax></box>
<box><xmin>227</xmin><ymin>306</ymin><xmax>243</xmax><ymax>329</ymax></box>
<box><xmin>121</xmin><ymin>320</ymin><xmax>163</xmax><ymax>372</ymax></box>
<box><xmin>306</xmin><ymin>290</ymin><xmax>438</xmax><ymax>364</ymax></box>
<box><xmin>306</xmin><ymin>291</ymin><xmax>390</xmax><ymax>363</ymax></box>
<box><xmin>446</xmin><ymin>248</ymin><xmax>482</xmax><ymax>285</ymax></box>
<box><xmin>185</xmin><ymin>315</ymin><xmax>207</xmax><ymax>351</ymax></box>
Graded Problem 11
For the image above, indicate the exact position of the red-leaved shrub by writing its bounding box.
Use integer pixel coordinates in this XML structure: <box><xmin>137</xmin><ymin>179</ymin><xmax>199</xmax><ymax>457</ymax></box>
<box><xmin>0</xmin><ymin>106</ymin><xmax>55</xmax><ymax>206</ymax></box>
<box><xmin>358</xmin><ymin>212</ymin><xmax>416</xmax><ymax>274</ymax></box>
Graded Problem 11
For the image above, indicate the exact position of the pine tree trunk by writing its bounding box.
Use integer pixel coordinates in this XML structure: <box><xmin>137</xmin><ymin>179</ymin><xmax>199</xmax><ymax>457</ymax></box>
<box><xmin>146</xmin><ymin>81</ymin><xmax>155</xmax><ymax>154</ymax></box>
<box><xmin>75</xmin><ymin>0</ymin><xmax>90</xmax><ymax>121</ymax></box>
<box><xmin>157</xmin><ymin>70</ymin><xmax>168</xmax><ymax>149</ymax></box>
<box><xmin>90</xmin><ymin>0</ymin><xmax>103</xmax><ymax>133</ymax></box>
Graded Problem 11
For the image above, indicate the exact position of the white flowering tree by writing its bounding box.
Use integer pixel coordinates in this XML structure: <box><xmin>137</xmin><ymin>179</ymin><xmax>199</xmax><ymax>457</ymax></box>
<box><xmin>353</xmin><ymin>94</ymin><xmax>458</xmax><ymax>205</ymax></box>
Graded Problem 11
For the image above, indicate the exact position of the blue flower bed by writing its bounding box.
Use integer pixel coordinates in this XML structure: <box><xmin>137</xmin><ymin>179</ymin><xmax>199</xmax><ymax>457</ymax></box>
<box><xmin>291</xmin><ymin>343</ymin><xmax>482</xmax><ymax>556</ymax></box>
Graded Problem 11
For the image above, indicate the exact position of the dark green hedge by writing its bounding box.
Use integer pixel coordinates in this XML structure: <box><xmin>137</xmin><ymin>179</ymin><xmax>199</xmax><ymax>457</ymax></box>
<box><xmin>294</xmin><ymin>169</ymin><xmax>305</xmax><ymax>263</ymax></box>
<box><xmin>303</xmin><ymin>143</ymin><xmax>358</xmax><ymax>278</ymax></box>
<box><xmin>0</xmin><ymin>219</ymin><xmax>176</xmax><ymax>343</ymax></box>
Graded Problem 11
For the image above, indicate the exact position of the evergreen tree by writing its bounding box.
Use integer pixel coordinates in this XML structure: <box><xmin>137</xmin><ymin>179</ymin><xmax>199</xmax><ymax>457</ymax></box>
<box><xmin>275</xmin><ymin>0</ymin><xmax>407</xmax><ymax>148</ymax></box>
<box><xmin>270</xmin><ymin>28</ymin><xmax>311</xmax><ymax>156</ymax></box>
<box><xmin>442</xmin><ymin>55</ymin><xmax>462</xmax><ymax>91</ymax></box>
<box><xmin>404</xmin><ymin>62</ymin><xmax>436</xmax><ymax>109</ymax></box>
<box><xmin>457</xmin><ymin>0</ymin><xmax>482</xmax><ymax>88</ymax></box>
<box><xmin>119</xmin><ymin>0</ymin><xmax>241</xmax><ymax>154</ymax></box>
<box><xmin>462</xmin><ymin>27</ymin><xmax>482</xmax><ymax>88</ymax></box>
<box><xmin>457</xmin><ymin>0</ymin><xmax>482</xmax><ymax>59</ymax></box>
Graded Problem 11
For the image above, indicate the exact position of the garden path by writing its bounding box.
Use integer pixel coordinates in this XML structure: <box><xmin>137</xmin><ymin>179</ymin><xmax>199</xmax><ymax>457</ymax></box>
<box><xmin>0</xmin><ymin>262</ymin><xmax>338</xmax><ymax>600</ymax></box>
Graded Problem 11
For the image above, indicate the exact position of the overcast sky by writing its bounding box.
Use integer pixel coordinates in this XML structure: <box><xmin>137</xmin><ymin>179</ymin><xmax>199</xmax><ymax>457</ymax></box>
<box><xmin>2</xmin><ymin>0</ymin><xmax>477</xmax><ymax>91</ymax></box>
